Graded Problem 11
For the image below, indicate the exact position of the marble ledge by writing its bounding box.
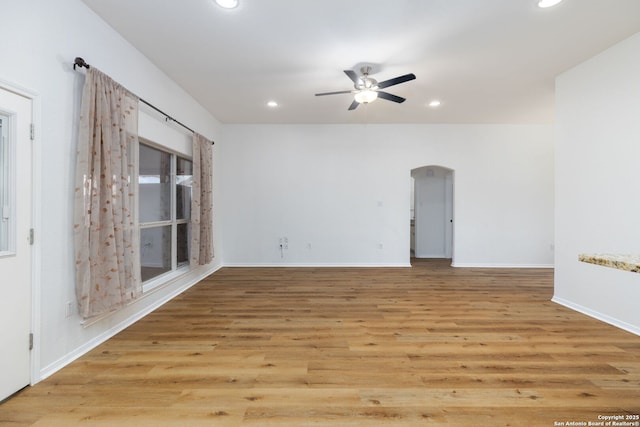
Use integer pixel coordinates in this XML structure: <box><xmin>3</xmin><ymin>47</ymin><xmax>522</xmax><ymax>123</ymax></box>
<box><xmin>578</xmin><ymin>253</ymin><xmax>640</xmax><ymax>274</ymax></box>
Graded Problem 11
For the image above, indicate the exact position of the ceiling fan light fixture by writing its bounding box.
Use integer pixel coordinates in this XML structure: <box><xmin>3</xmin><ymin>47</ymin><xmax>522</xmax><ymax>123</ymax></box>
<box><xmin>315</xmin><ymin>68</ymin><xmax>415</xmax><ymax>110</ymax></box>
<box><xmin>537</xmin><ymin>0</ymin><xmax>563</xmax><ymax>8</ymax></box>
<box><xmin>215</xmin><ymin>0</ymin><xmax>239</xmax><ymax>9</ymax></box>
<box><xmin>354</xmin><ymin>89</ymin><xmax>378</xmax><ymax>104</ymax></box>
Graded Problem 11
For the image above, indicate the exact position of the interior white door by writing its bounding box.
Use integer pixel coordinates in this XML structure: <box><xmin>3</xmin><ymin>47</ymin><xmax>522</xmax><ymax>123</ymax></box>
<box><xmin>0</xmin><ymin>86</ymin><xmax>33</xmax><ymax>401</ymax></box>
<box><xmin>444</xmin><ymin>171</ymin><xmax>454</xmax><ymax>259</ymax></box>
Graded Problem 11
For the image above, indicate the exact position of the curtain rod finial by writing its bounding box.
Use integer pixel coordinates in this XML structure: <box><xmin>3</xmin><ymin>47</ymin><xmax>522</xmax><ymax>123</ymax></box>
<box><xmin>74</xmin><ymin>57</ymin><xmax>89</xmax><ymax>70</ymax></box>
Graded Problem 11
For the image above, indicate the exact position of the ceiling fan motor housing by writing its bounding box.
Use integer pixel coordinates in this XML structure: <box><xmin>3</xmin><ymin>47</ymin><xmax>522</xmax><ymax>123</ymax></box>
<box><xmin>356</xmin><ymin>77</ymin><xmax>378</xmax><ymax>90</ymax></box>
<box><xmin>356</xmin><ymin>66</ymin><xmax>378</xmax><ymax>90</ymax></box>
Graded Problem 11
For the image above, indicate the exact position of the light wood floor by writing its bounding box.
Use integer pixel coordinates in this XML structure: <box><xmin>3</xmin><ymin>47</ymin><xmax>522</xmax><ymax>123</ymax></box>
<box><xmin>2</xmin><ymin>259</ymin><xmax>639</xmax><ymax>426</ymax></box>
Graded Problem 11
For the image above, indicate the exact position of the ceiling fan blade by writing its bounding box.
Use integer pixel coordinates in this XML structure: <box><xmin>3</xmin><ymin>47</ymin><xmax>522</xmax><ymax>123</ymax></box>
<box><xmin>315</xmin><ymin>90</ymin><xmax>353</xmax><ymax>96</ymax></box>
<box><xmin>344</xmin><ymin>70</ymin><xmax>360</xmax><ymax>84</ymax></box>
<box><xmin>376</xmin><ymin>73</ymin><xmax>416</xmax><ymax>89</ymax></box>
<box><xmin>377</xmin><ymin>91</ymin><xmax>406</xmax><ymax>103</ymax></box>
<box><xmin>348</xmin><ymin>100</ymin><xmax>359</xmax><ymax>110</ymax></box>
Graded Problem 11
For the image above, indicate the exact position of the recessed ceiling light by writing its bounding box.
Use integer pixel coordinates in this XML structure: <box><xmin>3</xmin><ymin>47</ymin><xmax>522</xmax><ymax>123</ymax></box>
<box><xmin>538</xmin><ymin>0</ymin><xmax>563</xmax><ymax>8</ymax></box>
<box><xmin>428</xmin><ymin>100</ymin><xmax>441</xmax><ymax>108</ymax></box>
<box><xmin>215</xmin><ymin>0</ymin><xmax>239</xmax><ymax>9</ymax></box>
<box><xmin>267</xmin><ymin>101</ymin><xmax>278</xmax><ymax>108</ymax></box>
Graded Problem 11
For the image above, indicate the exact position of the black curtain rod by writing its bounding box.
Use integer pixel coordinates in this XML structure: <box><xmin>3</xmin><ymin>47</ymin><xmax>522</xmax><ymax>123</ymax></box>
<box><xmin>73</xmin><ymin>57</ymin><xmax>213</xmax><ymax>145</ymax></box>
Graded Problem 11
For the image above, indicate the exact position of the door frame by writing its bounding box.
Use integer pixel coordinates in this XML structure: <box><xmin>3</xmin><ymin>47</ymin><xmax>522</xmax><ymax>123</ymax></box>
<box><xmin>410</xmin><ymin>165</ymin><xmax>455</xmax><ymax>264</ymax></box>
<box><xmin>0</xmin><ymin>77</ymin><xmax>41</xmax><ymax>386</ymax></box>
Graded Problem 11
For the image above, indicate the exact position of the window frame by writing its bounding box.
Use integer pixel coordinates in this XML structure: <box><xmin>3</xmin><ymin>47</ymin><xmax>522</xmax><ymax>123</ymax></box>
<box><xmin>137</xmin><ymin>138</ymin><xmax>193</xmax><ymax>292</ymax></box>
<box><xmin>0</xmin><ymin>113</ymin><xmax>16</xmax><ymax>257</ymax></box>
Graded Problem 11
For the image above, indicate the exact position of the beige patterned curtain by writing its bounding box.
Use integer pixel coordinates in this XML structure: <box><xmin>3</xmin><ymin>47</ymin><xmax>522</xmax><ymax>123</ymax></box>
<box><xmin>190</xmin><ymin>133</ymin><xmax>214</xmax><ymax>265</ymax></box>
<box><xmin>73</xmin><ymin>67</ymin><xmax>142</xmax><ymax>319</ymax></box>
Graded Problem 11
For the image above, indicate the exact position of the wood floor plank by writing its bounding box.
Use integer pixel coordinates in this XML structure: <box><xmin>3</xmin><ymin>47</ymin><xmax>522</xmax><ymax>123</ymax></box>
<box><xmin>1</xmin><ymin>259</ymin><xmax>639</xmax><ymax>426</ymax></box>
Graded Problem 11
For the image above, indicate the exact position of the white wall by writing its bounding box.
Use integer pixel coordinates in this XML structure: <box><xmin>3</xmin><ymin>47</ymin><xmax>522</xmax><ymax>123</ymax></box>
<box><xmin>554</xmin><ymin>32</ymin><xmax>640</xmax><ymax>335</ymax></box>
<box><xmin>220</xmin><ymin>124</ymin><xmax>554</xmax><ymax>267</ymax></box>
<box><xmin>0</xmin><ymin>0</ymin><xmax>223</xmax><ymax>380</ymax></box>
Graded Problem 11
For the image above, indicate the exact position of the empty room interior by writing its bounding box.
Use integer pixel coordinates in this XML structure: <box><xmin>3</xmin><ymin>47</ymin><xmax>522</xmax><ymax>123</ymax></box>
<box><xmin>1</xmin><ymin>0</ymin><xmax>639</xmax><ymax>425</ymax></box>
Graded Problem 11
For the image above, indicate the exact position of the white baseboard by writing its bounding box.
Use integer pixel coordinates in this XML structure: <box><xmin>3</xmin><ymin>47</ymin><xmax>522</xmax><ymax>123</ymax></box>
<box><xmin>223</xmin><ymin>262</ymin><xmax>412</xmax><ymax>268</ymax></box>
<box><xmin>414</xmin><ymin>254</ymin><xmax>447</xmax><ymax>258</ymax></box>
<box><xmin>551</xmin><ymin>296</ymin><xmax>640</xmax><ymax>336</ymax></box>
<box><xmin>38</xmin><ymin>264</ymin><xmax>222</xmax><ymax>381</ymax></box>
<box><xmin>451</xmin><ymin>263</ymin><xmax>554</xmax><ymax>268</ymax></box>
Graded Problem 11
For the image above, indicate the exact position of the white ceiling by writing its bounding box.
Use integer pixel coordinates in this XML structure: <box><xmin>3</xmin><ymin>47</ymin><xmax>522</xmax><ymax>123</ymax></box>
<box><xmin>80</xmin><ymin>0</ymin><xmax>640</xmax><ymax>124</ymax></box>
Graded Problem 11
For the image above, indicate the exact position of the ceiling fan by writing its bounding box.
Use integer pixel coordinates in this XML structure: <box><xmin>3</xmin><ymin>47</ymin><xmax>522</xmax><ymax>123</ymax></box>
<box><xmin>315</xmin><ymin>66</ymin><xmax>416</xmax><ymax>111</ymax></box>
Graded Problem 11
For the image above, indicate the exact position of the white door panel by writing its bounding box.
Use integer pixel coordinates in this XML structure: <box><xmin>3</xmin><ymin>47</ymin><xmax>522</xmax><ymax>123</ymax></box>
<box><xmin>0</xmin><ymin>86</ymin><xmax>32</xmax><ymax>401</ymax></box>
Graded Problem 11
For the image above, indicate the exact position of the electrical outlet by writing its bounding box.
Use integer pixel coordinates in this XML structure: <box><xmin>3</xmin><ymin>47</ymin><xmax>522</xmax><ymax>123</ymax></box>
<box><xmin>65</xmin><ymin>301</ymin><xmax>74</xmax><ymax>318</ymax></box>
<box><xmin>283</xmin><ymin>237</ymin><xmax>288</xmax><ymax>250</ymax></box>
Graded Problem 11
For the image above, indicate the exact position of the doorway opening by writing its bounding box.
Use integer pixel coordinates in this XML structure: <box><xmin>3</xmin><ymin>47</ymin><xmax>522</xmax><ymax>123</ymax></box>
<box><xmin>410</xmin><ymin>165</ymin><xmax>454</xmax><ymax>264</ymax></box>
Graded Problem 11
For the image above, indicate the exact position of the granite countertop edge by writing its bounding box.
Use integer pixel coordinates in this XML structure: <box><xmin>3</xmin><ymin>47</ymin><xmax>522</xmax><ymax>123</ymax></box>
<box><xmin>578</xmin><ymin>253</ymin><xmax>640</xmax><ymax>274</ymax></box>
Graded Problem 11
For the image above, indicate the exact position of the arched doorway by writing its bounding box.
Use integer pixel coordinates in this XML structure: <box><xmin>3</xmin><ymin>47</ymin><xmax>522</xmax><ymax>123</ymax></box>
<box><xmin>410</xmin><ymin>165</ymin><xmax>454</xmax><ymax>263</ymax></box>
